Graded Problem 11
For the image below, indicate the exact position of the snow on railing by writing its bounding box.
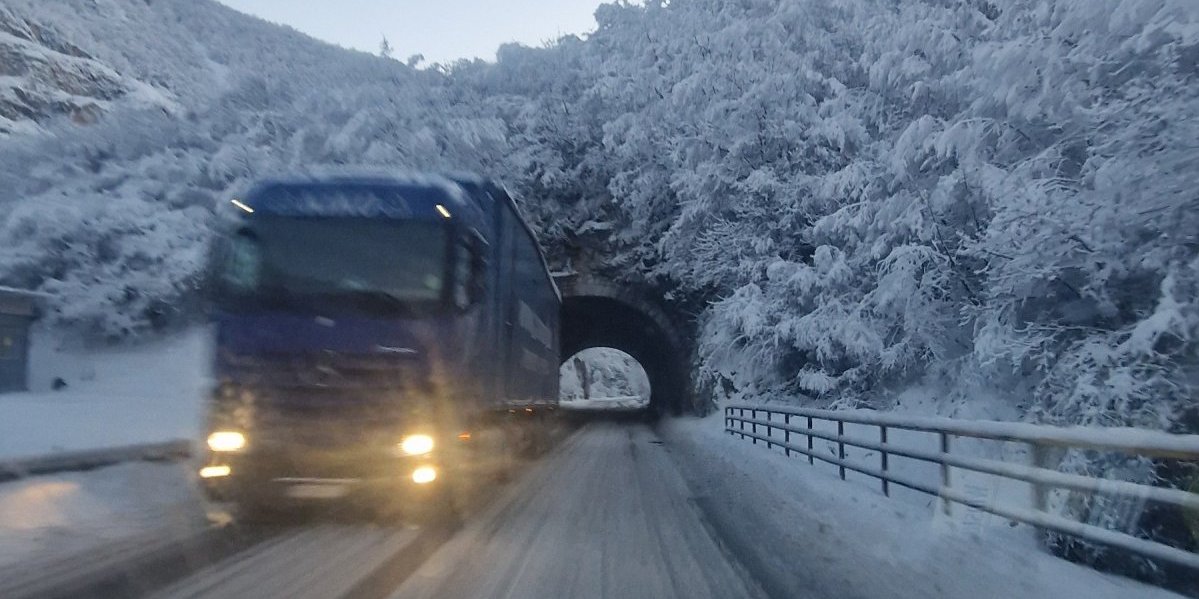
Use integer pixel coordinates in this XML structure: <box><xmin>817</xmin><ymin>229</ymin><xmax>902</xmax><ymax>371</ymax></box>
<box><xmin>0</xmin><ymin>440</ymin><xmax>192</xmax><ymax>482</ymax></box>
<box><xmin>724</xmin><ymin>403</ymin><xmax>1199</xmax><ymax>571</ymax></box>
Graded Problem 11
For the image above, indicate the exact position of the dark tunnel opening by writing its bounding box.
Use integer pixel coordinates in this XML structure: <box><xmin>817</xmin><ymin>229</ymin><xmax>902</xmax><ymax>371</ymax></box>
<box><xmin>559</xmin><ymin>296</ymin><xmax>691</xmax><ymax>416</ymax></box>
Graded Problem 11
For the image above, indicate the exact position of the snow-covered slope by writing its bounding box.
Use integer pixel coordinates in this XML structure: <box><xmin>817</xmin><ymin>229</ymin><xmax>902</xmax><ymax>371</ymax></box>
<box><xmin>0</xmin><ymin>0</ymin><xmax>445</xmax><ymax>337</ymax></box>
<box><xmin>452</xmin><ymin>0</ymin><xmax>1199</xmax><ymax>434</ymax></box>
<box><xmin>1</xmin><ymin>0</ymin><xmax>1195</xmax><ymax>441</ymax></box>
<box><xmin>0</xmin><ymin>0</ymin><xmax>408</xmax><ymax>118</ymax></box>
<box><xmin>0</xmin><ymin>5</ymin><xmax>148</xmax><ymax>135</ymax></box>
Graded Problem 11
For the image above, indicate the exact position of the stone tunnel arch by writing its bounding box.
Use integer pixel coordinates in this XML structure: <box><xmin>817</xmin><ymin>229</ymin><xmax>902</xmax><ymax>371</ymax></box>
<box><xmin>555</xmin><ymin>274</ymin><xmax>695</xmax><ymax>415</ymax></box>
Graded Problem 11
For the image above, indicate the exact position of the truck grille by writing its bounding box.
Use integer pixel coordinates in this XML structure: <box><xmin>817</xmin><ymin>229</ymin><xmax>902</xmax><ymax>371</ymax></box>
<box><xmin>217</xmin><ymin>350</ymin><xmax>434</xmax><ymax>392</ymax></box>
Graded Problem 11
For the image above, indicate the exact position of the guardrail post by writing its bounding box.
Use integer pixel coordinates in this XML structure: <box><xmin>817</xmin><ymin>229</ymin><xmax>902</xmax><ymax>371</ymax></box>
<box><xmin>807</xmin><ymin>416</ymin><xmax>814</xmax><ymax>465</ymax></box>
<box><xmin>752</xmin><ymin>409</ymin><xmax>758</xmax><ymax>445</ymax></box>
<box><xmin>940</xmin><ymin>432</ymin><xmax>952</xmax><ymax>516</ymax></box>
<box><xmin>766</xmin><ymin>411</ymin><xmax>773</xmax><ymax>448</ymax></box>
<box><xmin>739</xmin><ymin>408</ymin><xmax>746</xmax><ymax>439</ymax></box>
<box><xmin>838</xmin><ymin>421</ymin><xmax>846</xmax><ymax>480</ymax></box>
<box><xmin>1031</xmin><ymin>442</ymin><xmax>1049</xmax><ymax>512</ymax></box>
<box><xmin>880</xmin><ymin>425</ymin><xmax>889</xmax><ymax>497</ymax></box>
<box><xmin>784</xmin><ymin>414</ymin><xmax>791</xmax><ymax>457</ymax></box>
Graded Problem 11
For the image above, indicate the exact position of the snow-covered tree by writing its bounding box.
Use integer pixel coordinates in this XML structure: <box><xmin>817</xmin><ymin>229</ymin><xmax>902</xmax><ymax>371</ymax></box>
<box><xmin>2</xmin><ymin>0</ymin><xmax>1196</xmax><ymax>438</ymax></box>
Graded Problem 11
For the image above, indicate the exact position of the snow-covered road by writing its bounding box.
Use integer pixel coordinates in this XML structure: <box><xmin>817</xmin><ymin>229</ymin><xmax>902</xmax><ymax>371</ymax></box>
<box><xmin>390</xmin><ymin>421</ymin><xmax>766</xmax><ymax>599</ymax></box>
<box><xmin>150</xmin><ymin>526</ymin><xmax>428</xmax><ymax>599</ymax></box>
<box><xmin>1</xmin><ymin>418</ymin><xmax>1185</xmax><ymax>599</ymax></box>
<box><xmin>0</xmin><ymin>462</ymin><xmax>207</xmax><ymax>570</ymax></box>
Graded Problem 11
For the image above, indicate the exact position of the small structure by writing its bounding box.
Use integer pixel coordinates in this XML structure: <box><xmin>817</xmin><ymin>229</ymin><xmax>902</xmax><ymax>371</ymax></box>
<box><xmin>0</xmin><ymin>287</ymin><xmax>42</xmax><ymax>392</ymax></box>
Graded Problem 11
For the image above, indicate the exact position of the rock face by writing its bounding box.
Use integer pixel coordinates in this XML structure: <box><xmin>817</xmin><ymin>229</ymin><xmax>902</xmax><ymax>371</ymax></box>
<box><xmin>0</xmin><ymin>6</ymin><xmax>132</xmax><ymax>134</ymax></box>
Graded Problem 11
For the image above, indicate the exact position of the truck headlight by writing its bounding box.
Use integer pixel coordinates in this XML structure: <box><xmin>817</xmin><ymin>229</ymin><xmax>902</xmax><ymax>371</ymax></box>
<box><xmin>412</xmin><ymin>465</ymin><xmax>438</xmax><ymax>484</ymax></box>
<box><xmin>207</xmin><ymin>431</ymin><xmax>247</xmax><ymax>452</ymax></box>
<box><xmin>399</xmin><ymin>434</ymin><xmax>434</xmax><ymax>456</ymax></box>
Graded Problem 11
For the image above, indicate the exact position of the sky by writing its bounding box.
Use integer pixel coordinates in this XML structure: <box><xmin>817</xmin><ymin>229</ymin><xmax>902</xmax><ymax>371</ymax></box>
<box><xmin>216</xmin><ymin>0</ymin><xmax>608</xmax><ymax>65</ymax></box>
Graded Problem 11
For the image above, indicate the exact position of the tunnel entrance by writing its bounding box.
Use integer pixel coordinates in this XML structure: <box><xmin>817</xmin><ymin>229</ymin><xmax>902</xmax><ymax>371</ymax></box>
<box><xmin>559</xmin><ymin>347</ymin><xmax>651</xmax><ymax>412</ymax></box>
<box><xmin>559</xmin><ymin>295</ymin><xmax>691</xmax><ymax>415</ymax></box>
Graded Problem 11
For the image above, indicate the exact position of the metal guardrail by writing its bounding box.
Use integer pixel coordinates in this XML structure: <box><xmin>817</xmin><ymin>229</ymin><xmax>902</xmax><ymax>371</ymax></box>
<box><xmin>724</xmin><ymin>403</ymin><xmax>1199</xmax><ymax>570</ymax></box>
<box><xmin>0</xmin><ymin>440</ymin><xmax>193</xmax><ymax>482</ymax></box>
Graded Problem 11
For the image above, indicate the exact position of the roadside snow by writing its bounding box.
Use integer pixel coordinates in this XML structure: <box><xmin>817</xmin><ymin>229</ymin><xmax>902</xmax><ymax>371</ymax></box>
<box><xmin>662</xmin><ymin>415</ymin><xmax>1183</xmax><ymax>599</ymax></box>
<box><xmin>0</xmin><ymin>327</ymin><xmax>211</xmax><ymax>459</ymax></box>
<box><xmin>0</xmin><ymin>461</ymin><xmax>207</xmax><ymax>568</ymax></box>
<box><xmin>560</xmin><ymin>396</ymin><xmax>649</xmax><ymax>411</ymax></box>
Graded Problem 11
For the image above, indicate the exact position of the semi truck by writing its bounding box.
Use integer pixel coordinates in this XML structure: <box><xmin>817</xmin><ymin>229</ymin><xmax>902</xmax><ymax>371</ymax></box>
<box><xmin>199</xmin><ymin>173</ymin><xmax>560</xmax><ymax>521</ymax></box>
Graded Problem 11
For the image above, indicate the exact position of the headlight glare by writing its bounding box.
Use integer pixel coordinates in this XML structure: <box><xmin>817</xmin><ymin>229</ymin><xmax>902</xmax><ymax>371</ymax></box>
<box><xmin>412</xmin><ymin>465</ymin><xmax>437</xmax><ymax>484</ymax></box>
<box><xmin>399</xmin><ymin>434</ymin><xmax>434</xmax><ymax>456</ymax></box>
<box><xmin>207</xmin><ymin>431</ymin><xmax>247</xmax><ymax>452</ymax></box>
<box><xmin>199</xmin><ymin>465</ymin><xmax>231</xmax><ymax>478</ymax></box>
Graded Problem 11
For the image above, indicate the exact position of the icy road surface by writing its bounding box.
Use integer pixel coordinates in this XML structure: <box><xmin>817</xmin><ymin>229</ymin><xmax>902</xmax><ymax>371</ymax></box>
<box><xmin>150</xmin><ymin>526</ymin><xmax>424</xmax><ymax>599</ymax></box>
<box><xmin>391</xmin><ymin>421</ymin><xmax>766</xmax><ymax>599</ymax></box>
<box><xmin>0</xmin><ymin>417</ymin><xmax>1181</xmax><ymax>598</ymax></box>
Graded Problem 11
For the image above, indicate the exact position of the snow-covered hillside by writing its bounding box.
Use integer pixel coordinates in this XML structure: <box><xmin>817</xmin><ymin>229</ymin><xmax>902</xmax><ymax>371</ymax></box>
<box><xmin>0</xmin><ymin>4</ymin><xmax>159</xmax><ymax>135</ymax></box>
<box><xmin>461</xmin><ymin>0</ymin><xmax>1199</xmax><ymax>435</ymax></box>
<box><xmin>0</xmin><ymin>0</ymin><xmax>465</xmax><ymax>337</ymax></box>
<box><xmin>465</xmin><ymin>0</ymin><xmax>1198</xmax><ymax>434</ymax></box>
<box><xmin>0</xmin><ymin>0</ymin><xmax>1196</xmax><ymax>440</ymax></box>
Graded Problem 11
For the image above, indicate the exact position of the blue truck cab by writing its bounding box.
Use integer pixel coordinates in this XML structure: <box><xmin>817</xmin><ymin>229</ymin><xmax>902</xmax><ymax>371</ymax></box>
<box><xmin>200</xmin><ymin>173</ymin><xmax>560</xmax><ymax>520</ymax></box>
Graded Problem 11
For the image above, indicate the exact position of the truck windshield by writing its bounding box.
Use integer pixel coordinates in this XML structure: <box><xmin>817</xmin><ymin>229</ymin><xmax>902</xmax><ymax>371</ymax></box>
<box><xmin>216</xmin><ymin>216</ymin><xmax>449</xmax><ymax>314</ymax></box>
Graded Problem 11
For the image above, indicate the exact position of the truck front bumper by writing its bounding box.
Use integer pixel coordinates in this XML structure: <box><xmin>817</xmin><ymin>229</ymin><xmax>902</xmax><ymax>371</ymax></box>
<box><xmin>198</xmin><ymin>449</ymin><xmax>447</xmax><ymax>509</ymax></box>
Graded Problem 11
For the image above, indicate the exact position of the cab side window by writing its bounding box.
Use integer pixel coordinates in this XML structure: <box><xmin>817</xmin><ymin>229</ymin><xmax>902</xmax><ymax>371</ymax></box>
<box><xmin>221</xmin><ymin>233</ymin><xmax>261</xmax><ymax>292</ymax></box>
<box><xmin>453</xmin><ymin>239</ymin><xmax>472</xmax><ymax>309</ymax></box>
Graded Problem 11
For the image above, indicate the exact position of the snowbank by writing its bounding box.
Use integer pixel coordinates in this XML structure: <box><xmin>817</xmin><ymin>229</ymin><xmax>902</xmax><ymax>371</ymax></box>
<box><xmin>0</xmin><ymin>327</ymin><xmax>211</xmax><ymax>459</ymax></box>
<box><xmin>662</xmin><ymin>415</ymin><xmax>1184</xmax><ymax>599</ymax></box>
